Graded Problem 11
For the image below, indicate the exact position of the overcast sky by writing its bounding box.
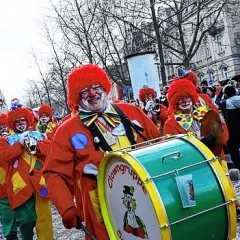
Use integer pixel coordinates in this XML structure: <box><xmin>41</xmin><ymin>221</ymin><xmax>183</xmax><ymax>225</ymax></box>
<box><xmin>0</xmin><ymin>0</ymin><xmax>48</xmax><ymax>108</ymax></box>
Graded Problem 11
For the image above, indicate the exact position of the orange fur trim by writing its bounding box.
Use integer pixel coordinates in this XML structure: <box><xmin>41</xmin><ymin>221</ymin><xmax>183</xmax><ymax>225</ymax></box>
<box><xmin>7</xmin><ymin>108</ymin><xmax>34</xmax><ymax>130</ymax></box>
<box><xmin>0</xmin><ymin>113</ymin><xmax>7</xmax><ymax>124</ymax></box>
<box><xmin>138</xmin><ymin>88</ymin><xmax>155</xmax><ymax>102</ymax></box>
<box><xmin>67</xmin><ymin>64</ymin><xmax>112</xmax><ymax>107</ymax></box>
<box><xmin>167</xmin><ymin>79</ymin><xmax>199</xmax><ymax>113</ymax></box>
<box><xmin>39</xmin><ymin>104</ymin><xmax>53</xmax><ymax>117</ymax></box>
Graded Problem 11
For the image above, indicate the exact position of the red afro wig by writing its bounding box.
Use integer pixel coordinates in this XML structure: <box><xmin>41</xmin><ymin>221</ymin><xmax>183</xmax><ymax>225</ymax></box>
<box><xmin>139</xmin><ymin>87</ymin><xmax>155</xmax><ymax>102</ymax></box>
<box><xmin>167</xmin><ymin>79</ymin><xmax>199</xmax><ymax>113</ymax></box>
<box><xmin>38</xmin><ymin>104</ymin><xmax>53</xmax><ymax>117</ymax></box>
<box><xmin>67</xmin><ymin>64</ymin><xmax>112</xmax><ymax>107</ymax></box>
<box><xmin>7</xmin><ymin>107</ymin><xmax>34</xmax><ymax>131</ymax></box>
<box><xmin>174</xmin><ymin>70</ymin><xmax>198</xmax><ymax>86</ymax></box>
<box><xmin>0</xmin><ymin>112</ymin><xmax>8</xmax><ymax>124</ymax></box>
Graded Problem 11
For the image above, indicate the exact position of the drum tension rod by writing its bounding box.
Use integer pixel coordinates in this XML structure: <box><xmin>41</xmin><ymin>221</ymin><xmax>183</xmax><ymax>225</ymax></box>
<box><xmin>159</xmin><ymin>199</ymin><xmax>236</xmax><ymax>229</ymax></box>
<box><xmin>147</xmin><ymin>157</ymin><xmax>217</xmax><ymax>181</ymax></box>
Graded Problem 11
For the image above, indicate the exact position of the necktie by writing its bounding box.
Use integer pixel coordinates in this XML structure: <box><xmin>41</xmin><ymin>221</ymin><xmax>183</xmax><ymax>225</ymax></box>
<box><xmin>79</xmin><ymin>111</ymin><xmax>121</xmax><ymax>129</ymax></box>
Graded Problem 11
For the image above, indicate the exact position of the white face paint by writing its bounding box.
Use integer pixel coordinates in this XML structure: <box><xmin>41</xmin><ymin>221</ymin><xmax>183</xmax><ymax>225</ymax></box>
<box><xmin>39</xmin><ymin>114</ymin><xmax>50</xmax><ymax>125</ymax></box>
<box><xmin>177</xmin><ymin>96</ymin><xmax>193</xmax><ymax>113</ymax></box>
<box><xmin>14</xmin><ymin>118</ymin><xmax>28</xmax><ymax>133</ymax></box>
<box><xmin>80</xmin><ymin>84</ymin><xmax>108</xmax><ymax>112</ymax></box>
<box><xmin>0</xmin><ymin>123</ymin><xmax>7</xmax><ymax>134</ymax></box>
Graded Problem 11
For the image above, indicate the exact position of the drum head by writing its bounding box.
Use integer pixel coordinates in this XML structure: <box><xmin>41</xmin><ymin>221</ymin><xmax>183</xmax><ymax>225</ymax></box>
<box><xmin>98</xmin><ymin>153</ymin><xmax>168</xmax><ymax>240</ymax></box>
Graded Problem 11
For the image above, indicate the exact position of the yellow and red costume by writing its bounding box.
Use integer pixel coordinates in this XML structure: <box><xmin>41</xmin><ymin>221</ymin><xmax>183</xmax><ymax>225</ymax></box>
<box><xmin>0</xmin><ymin>112</ymin><xmax>9</xmax><ymax>198</ymax></box>
<box><xmin>34</xmin><ymin>104</ymin><xmax>58</xmax><ymax>140</ymax></box>
<box><xmin>163</xmin><ymin>79</ymin><xmax>229</xmax><ymax>172</ymax></box>
<box><xmin>139</xmin><ymin>87</ymin><xmax>168</xmax><ymax>132</ymax></box>
<box><xmin>0</xmin><ymin>107</ymin><xmax>53</xmax><ymax>240</ymax></box>
<box><xmin>43</xmin><ymin>64</ymin><xmax>160</xmax><ymax>240</ymax></box>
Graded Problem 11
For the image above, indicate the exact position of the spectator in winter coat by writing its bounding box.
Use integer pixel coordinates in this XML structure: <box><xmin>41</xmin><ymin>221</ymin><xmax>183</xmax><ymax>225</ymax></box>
<box><xmin>219</xmin><ymin>85</ymin><xmax>240</xmax><ymax>170</ymax></box>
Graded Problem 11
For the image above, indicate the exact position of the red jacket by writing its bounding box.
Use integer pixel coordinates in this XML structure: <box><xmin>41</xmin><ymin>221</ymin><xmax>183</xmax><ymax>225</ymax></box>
<box><xmin>0</xmin><ymin>133</ymin><xmax>51</xmax><ymax>209</ymax></box>
<box><xmin>42</xmin><ymin>103</ymin><xmax>160</xmax><ymax>240</ymax></box>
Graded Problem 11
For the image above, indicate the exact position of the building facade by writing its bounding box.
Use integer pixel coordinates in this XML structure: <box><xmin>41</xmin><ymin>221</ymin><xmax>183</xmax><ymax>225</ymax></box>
<box><xmin>158</xmin><ymin>3</ymin><xmax>240</xmax><ymax>86</ymax></box>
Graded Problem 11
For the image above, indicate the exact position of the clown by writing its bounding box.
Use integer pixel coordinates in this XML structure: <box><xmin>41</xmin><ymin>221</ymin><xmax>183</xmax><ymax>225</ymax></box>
<box><xmin>174</xmin><ymin>68</ymin><xmax>219</xmax><ymax>112</ymax></box>
<box><xmin>163</xmin><ymin>80</ymin><xmax>230</xmax><ymax>171</ymax></box>
<box><xmin>0</xmin><ymin>112</ymin><xmax>18</xmax><ymax>240</ymax></box>
<box><xmin>0</xmin><ymin>112</ymin><xmax>9</xmax><ymax>136</ymax></box>
<box><xmin>122</xmin><ymin>186</ymin><xmax>148</xmax><ymax>239</ymax></box>
<box><xmin>0</xmin><ymin>105</ymin><xmax>53</xmax><ymax>240</ymax></box>
<box><xmin>35</xmin><ymin>104</ymin><xmax>58</xmax><ymax>140</ymax></box>
<box><xmin>139</xmin><ymin>85</ymin><xmax>168</xmax><ymax>131</ymax></box>
<box><xmin>43</xmin><ymin>63</ymin><xmax>160</xmax><ymax>240</ymax></box>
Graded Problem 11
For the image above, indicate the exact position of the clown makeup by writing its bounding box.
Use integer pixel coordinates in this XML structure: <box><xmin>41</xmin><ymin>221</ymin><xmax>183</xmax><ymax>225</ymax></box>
<box><xmin>39</xmin><ymin>113</ymin><xmax>50</xmax><ymax>125</ymax></box>
<box><xmin>0</xmin><ymin>123</ymin><xmax>7</xmax><ymax>134</ymax></box>
<box><xmin>79</xmin><ymin>84</ymin><xmax>108</xmax><ymax>112</ymax></box>
<box><xmin>177</xmin><ymin>95</ymin><xmax>193</xmax><ymax>113</ymax></box>
<box><xmin>14</xmin><ymin>117</ymin><xmax>28</xmax><ymax>133</ymax></box>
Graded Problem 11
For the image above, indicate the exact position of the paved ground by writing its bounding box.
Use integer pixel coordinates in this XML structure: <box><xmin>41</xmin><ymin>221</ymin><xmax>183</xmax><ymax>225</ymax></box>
<box><xmin>0</xmin><ymin>204</ymin><xmax>85</xmax><ymax>240</ymax></box>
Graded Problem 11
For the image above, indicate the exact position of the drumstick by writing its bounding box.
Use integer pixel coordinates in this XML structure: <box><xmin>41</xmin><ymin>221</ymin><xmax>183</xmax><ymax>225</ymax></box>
<box><xmin>77</xmin><ymin>217</ymin><xmax>98</xmax><ymax>240</ymax></box>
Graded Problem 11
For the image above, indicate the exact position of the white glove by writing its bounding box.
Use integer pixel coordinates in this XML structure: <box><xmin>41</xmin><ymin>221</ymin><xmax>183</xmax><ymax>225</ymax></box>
<box><xmin>83</xmin><ymin>164</ymin><xmax>98</xmax><ymax>176</ymax></box>
<box><xmin>19</xmin><ymin>131</ymin><xmax>30</xmax><ymax>146</ymax></box>
<box><xmin>145</xmin><ymin>100</ymin><xmax>154</xmax><ymax>111</ymax></box>
<box><xmin>29</xmin><ymin>137</ymin><xmax>37</xmax><ymax>146</ymax></box>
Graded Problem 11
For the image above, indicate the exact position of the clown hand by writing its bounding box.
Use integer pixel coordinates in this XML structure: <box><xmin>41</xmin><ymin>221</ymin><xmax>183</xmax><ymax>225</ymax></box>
<box><xmin>19</xmin><ymin>131</ymin><xmax>30</xmax><ymax>146</ymax></box>
<box><xmin>200</xmin><ymin>134</ymin><xmax>216</xmax><ymax>149</ymax></box>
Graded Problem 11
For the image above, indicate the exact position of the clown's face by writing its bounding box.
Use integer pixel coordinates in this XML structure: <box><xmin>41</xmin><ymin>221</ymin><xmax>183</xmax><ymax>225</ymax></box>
<box><xmin>79</xmin><ymin>84</ymin><xmax>108</xmax><ymax>112</ymax></box>
<box><xmin>39</xmin><ymin>113</ymin><xmax>50</xmax><ymax>125</ymax></box>
<box><xmin>14</xmin><ymin>117</ymin><xmax>28</xmax><ymax>133</ymax></box>
<box><xmin>177</xmin><ymin>96</ymin><xmax>193</xmax><ymax>113</ymax></box>
<box><xmin>0</xmin><ymin>123</ymin><xmax>7</xmax><ymax>134</ymax></box>
<box><xmin>123</xmin><ymin>194</ymin><xmax>134</xmax><ymax>213</ymax></box>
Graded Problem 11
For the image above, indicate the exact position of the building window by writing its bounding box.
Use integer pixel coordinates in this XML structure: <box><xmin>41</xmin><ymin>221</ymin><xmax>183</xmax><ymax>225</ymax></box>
<box><xmin>199</xmin><ymin>73</ymin><xmax>204</xmax><ymax>82</ymax></box>
<box><xmin>205</xmin><ymin>42</ymin><xmax>211</xmax><ymax>58</ymax></box>
<box><xmin>216</xmin><ymin>35</ymin><xmax>224</xmax><ymax>53</ymax></box>
<box><xmin>208</xmin><ymin>71</ymin><xmax>214</xmax><ymax>84</ymax></box>
<box><xmin>196</xmin><ymin>50</ymin><xmax>201</xmax><ymax>62</ymax></box>
<box><xmin>221</xmin><ymin>66</ymin><xmax>229</xmax><ymax>79</ymax></box>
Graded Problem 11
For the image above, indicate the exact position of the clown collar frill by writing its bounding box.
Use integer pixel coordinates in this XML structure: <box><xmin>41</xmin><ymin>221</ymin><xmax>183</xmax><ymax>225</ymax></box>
<box><xmin>174</xmin><ymin>105</ymin><xmax>210</xmax><ymax>131</ymax></box>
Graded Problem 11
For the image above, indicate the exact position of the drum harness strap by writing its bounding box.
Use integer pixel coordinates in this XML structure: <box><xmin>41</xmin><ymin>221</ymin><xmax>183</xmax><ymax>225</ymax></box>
<box><xmin>86</xmin><ymin>104</ymin><xmax>149</xmax><ymax>152</ymax></box>
<box><xmin>81</xmin><ymin>104</ymin><xmax>149</xmax><ymax>181</ymax></box>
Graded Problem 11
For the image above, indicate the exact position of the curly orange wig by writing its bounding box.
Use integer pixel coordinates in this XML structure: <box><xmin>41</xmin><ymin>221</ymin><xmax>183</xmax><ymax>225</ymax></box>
<box><xmin>168</xmin><ymin>79</ymin><xmax>199</xmax><ymax>113</ymax></box>
<box><xmin>7</xmin><ymin>107</ymin><xmax>34</xmax><ymax>131</ymax></box>
<box><xmin>67</xmin><ymin>64</ymin><xmax>112</xmax><ymax>107</ymax></box>
<box><xmin>174</xmin><ymin>70</ymin><xmax>198</xmax><ymax>86</ymax></box>
<box><xmin>0</xmin><ymin>112</ymin><xmax>8</xmax><ymax>124</ymax></box>
<box><xmin>39</xmin><ymin>104</ymin><xmax>53</xmax><ymax>117</ymax></box>
<box><xmin>138</xmin><ymin>87</ymin><xmax>155</xmax><ymax>102</ymax></box>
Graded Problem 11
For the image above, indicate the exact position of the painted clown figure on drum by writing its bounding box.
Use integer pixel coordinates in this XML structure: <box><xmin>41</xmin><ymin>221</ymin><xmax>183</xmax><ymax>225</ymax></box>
<box><xmin>122</xmin><ymin>185</ymin><xmax>148</xmax><ymax>239</ymax></box>
<box><xmin>42</xmin><ymin>63</ymin><xmax>160</xmax><ymax>240</ymax></box>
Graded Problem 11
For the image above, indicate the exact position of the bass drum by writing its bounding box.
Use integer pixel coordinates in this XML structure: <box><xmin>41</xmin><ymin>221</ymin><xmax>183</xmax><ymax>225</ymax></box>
<box><xmin>98</xmin><ymin>134</ymin><xmax>237</xmax><ymax>240</ymax></box>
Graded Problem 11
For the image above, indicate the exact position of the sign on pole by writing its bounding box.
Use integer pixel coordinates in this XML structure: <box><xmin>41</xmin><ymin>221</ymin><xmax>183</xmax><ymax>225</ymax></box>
<box><xmin>125</xmin><ymin>51</ymin><xmax>161</xmax><ymax>100</ymax></box>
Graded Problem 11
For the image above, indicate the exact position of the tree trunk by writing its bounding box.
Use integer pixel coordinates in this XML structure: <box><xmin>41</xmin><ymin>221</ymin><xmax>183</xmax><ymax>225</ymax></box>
<box><xmin>149</xmin><ymin>0</ymin><xmax>167</xmax><ymax>86</ymax></box>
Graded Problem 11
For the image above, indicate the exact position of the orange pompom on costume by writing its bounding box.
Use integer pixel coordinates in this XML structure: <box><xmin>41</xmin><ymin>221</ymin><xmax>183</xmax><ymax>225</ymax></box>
<box><xmin>43</xmin><ymin>64</ymin><xmax>160</xmax><ymax>240</ymax></box>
